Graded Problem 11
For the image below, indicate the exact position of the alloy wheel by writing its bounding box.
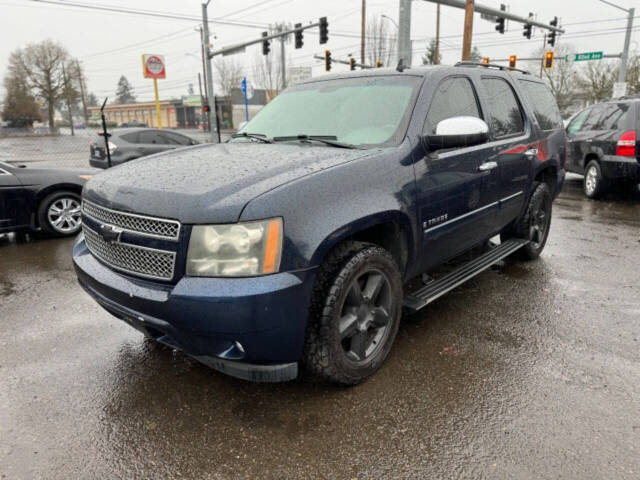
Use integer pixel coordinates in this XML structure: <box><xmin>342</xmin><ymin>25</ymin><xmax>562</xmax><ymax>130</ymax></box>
<box><xmin>47</xmin><ymin>197</ymin><xmax>81</xmax><ymax>234</ymax></box>
<box><xmin>338</xmin><ymin>269</ymin><xmax>393</xmax><ymax>364</ymax></box>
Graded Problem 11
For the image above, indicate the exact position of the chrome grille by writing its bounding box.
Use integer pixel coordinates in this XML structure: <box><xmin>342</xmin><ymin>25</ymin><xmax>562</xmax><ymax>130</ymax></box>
<box><xmin>82</xmin><ymin>200</ymin><xmax>180</xmax><ymax>240</ymax></box>
<box><xmin>83</xmin><ymin>225</ymin><xmax>176</xmax><ymax>281</ymax></box>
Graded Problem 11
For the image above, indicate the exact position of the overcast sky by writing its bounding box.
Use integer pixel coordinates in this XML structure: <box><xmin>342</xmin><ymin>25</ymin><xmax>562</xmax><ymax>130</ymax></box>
<box><xmin>1</xmin><ymin>0</ymin><xmax>638</xmax><ymax>102</ymax></box>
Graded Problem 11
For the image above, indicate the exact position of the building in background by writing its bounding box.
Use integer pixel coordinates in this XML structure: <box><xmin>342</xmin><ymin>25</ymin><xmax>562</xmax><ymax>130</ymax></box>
<box><xmin>88</xmin><ymin>98</ymin><xmax>204</xmax><ymax>129</ymax></box>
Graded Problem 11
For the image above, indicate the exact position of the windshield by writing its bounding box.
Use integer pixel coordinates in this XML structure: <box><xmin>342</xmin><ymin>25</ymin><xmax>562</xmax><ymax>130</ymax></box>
<box><xmin>234</xmin><ymin>75</ymin><xmax>421</xmax><ymax>147</ymax></box>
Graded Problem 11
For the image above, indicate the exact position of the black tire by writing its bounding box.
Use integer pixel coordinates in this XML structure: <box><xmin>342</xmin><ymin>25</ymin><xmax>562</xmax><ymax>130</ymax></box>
<box><xmin>583</xmin><ymin>160</ymin><xmax>608</xmax><ymax>199</ymax></box>
<box><xmin>302</xmin><ymin>241</ymin><xmax>403</xmax><ymax>385</ymax></box>
<box><xmin>503</xmin><ymin>182</ymin><xmax>552</xmax><ymax>261</ymax></box>
<box><xmin>37</xmin><ymin>190</ymin><xmax>82</xmax><ymax>237</ymax></box>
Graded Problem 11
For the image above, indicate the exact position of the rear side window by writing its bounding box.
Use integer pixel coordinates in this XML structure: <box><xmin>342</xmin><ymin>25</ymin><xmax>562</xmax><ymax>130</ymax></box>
<box><xmin>481</xmin><ymin>77</ymin><xmax>525</xmax><ymax>138</ymax></box>
<box><xmin>138</xmin><ymin>131</ymin><xmax>162</xmax><ymax>144</ymax></box>
<box><xmin>424</xmin><ymin>76</ymin><xmax>481</xmax><ymax>134</ymax></box>
<box><xmin>121</xmin><ymin>133</ymin><xmax>138</xmax><ymax>143</ymax></box>
<box><xmin>594</xmin><ymin>103</ymin><xmax>630</xmax><ymax>131</ymax></box>
<box><xmin>161</xmin><ymin>132</ymin><xmax>193</xmax><ymax>145</ymax></box>
<box><xmin>581</xmin><ymin>104</ymin><xmax>606</xmax><ymax>131</ymax></box>
<box><xmin>518</xmin><ymin>80</ymin><xmax>563</xmax><ymax>130</ymax></box>
<box><xmin>567</xmin><ymin>108</ymin><xmax>590</xmax><ymax>135</ymax></box>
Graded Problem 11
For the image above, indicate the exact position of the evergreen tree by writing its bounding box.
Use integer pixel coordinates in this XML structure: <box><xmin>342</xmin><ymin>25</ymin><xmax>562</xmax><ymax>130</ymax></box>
<box><xmin>422</xmin><ymin>39</ymin><xmax>441</xmax><ymax>65</ymax></box>
<box><xmin>2</xmin><ymin>75</ymin><xmax>41</xmax><ymax>127</ymax></box>
<box><xmin>115</xmin><ymin>75</ymin><xmax>136</xmax><ymax>104</ymax></box>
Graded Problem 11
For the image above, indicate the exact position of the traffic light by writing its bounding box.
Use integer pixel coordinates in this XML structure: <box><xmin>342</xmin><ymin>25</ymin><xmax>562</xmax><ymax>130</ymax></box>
<box><xmin>481</xmin><ymin>57</ymin><xmax>490</xmax><ymax>64</ymax></box>
<box><xmin>319</xmin><ymin>16</ymin><xmax>329</xmax><ymax>44</ymax></box>
<box><xmin>349</xmin><ymin>57</ymin><xmax>356</xmax><ymax>71</ymax></box>
<box><xmin>324</xmin><ymin>50</ymin><xmax>332</xmax><ymax>71</ymax></box>
<box><xmin>203</xmin><ymin>105</ymin><xmax>210</xmax><ymax>113</ymax></box>
<box><xmin>544</xmin><ymin>51</ymin><xmax>554</xmax><ymax>69</ymax></box>
<box><xmin>376</xmin><ymin>60</ymin><xmax>383</xmax><ymax>68</ymax></box>
<box><xmin>548</xmin><ymin>16</ymin><xmax>558</xmax><ymax>47</ymax></box>
<box><xmin>523</xmin><ymin>23</ymin><xmax>532</xmax><ymax>39</ymax></box>
<box><xmin>294</xmin><ymin>23</ymin><xmax>303</xmax><ymax>49</ymax></box>
<box><xmin>495</xmin><ymin>3</ymin><xmax>506</xmax><ymax>34</ymax></box>
<box><xmin>509</xmin><ymin>55</ymin><xmax>517</xmax><ymax>69</ymax></box>
<box><xmin>261</xmin><ymin>31</ymin><xmax>270</xmax><ymax>55</ymax></box>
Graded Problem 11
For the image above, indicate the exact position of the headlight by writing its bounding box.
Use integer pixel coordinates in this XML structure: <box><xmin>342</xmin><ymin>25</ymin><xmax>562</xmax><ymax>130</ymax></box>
<box><xmin>186</xmin><ymin>218</ymin><xmax>283</xmax><ymax>277</ymax></box>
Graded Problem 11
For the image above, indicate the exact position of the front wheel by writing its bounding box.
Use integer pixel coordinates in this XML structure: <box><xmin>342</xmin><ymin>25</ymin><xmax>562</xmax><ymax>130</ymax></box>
<box><xmin>302</xmin><ymin>242</ymin><xmax>403</xmax><ymax>385</ymax></box>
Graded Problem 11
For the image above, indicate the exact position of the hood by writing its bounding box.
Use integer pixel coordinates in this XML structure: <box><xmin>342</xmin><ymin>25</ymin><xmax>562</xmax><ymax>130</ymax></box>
<box><xmin>83</xmin><ymin>142</ymin><xmax>373</xmax><ymax>223</ymax></box>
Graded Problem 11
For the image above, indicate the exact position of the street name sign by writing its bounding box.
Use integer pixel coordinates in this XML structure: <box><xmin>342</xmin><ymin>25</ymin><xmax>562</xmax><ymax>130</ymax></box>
<box><xmin>565</xmin><ymin>51</ymin><xmax>603</xmax><ymax>62</ymax></box>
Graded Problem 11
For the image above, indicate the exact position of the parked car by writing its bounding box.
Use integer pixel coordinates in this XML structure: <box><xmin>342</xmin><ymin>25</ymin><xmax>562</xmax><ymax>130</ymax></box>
<box><xmin>73</xmin><ymin>63</ymin><xmax>566</xmax><ymax>384</ymax></box>
<box><xmin>565</xmin><ymin>99</ymin><xmax>640</xmax><ymax>198</ymax></box>
<box><xmin>89</xmin><ymin>128</ymin><xmax>199</xmax><ymax>168</ymax></box>
<box><xmin>0</xmin><ymin>161</ymin><xmax>95</xmax><ymax>237</ymax></box>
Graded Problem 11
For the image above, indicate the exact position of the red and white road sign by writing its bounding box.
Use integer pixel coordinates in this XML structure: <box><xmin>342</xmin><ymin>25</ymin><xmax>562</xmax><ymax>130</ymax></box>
<box><xmin>142</xmin><ymin>54</ymin><xmax>166</xmax><ymax>79</ymax></box>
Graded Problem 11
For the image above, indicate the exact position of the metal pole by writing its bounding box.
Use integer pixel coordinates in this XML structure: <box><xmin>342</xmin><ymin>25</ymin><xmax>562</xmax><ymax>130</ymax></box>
<box><xmin>202</xmin><ymin>2</ymin><xmax>218</xmax><ymax>143</ymax></box>
<box><xmin>398</xmin><ymin>0</ymin><xmax>412</xmax><ymax>66</ymax></box>
<box><xmin>461</xmin><ymin>0</ymin><xmax>474</xmax><ymax>61</ymax></box>
<box><xmin>198</xmin><ymin>27</ymin><xmax>209</xmax><ymax>132</ymax></box>
<box><xmin>540</xmin><ymin>33</ymin><xmax>546</xmax><ymax>78</ymax></box>
<box><xmin>361</xmin><ymin>0</ymin><xmax>366</xmax><ymax>68</ymax></box>
<box><xmin>197</xmin><ymin>72</ymin><xmax>206</xmax><ymax>131</ymax></box>
<box><xmin>280</xmin><ymin>26</ymin><xmax>286</xmax><ymax>89</ymax></box>
<box><xmin>618</xmin><ymin>7</ymin><xmax>634</xmax><ymax>83</ymax></box>
<box><xmin>435</xmin><ymin>4</ymin><xmax>440</xmax><ymax>64</ymax></box>
<box><xmin>153</xmin><ymin>78</ymin><xmax>162</xmax><ymax>129</ymax></box>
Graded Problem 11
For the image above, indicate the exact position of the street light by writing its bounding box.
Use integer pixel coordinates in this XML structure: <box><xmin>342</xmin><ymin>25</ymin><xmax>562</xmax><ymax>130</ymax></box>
<box><xmin>598</xmin><ymin>0</ymin><xmax>635</xmax><ymax>86</ymax></box>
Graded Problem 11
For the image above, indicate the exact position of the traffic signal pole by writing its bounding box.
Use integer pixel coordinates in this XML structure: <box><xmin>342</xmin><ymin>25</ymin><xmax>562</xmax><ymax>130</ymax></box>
<box><xmin>619</xmin><ymin>6</ymin><xmax>635</xmax><ymax>84</ymax></box>
<box><xmin>201</xmin><ymin>1</ymin><xmax>218</xmax><ymax>143</ymax></box>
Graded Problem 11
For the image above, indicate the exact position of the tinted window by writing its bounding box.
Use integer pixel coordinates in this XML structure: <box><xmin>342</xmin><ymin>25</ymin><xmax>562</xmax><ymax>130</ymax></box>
<box><xmin>594</xmin><ymin>103</ymin><xmax>630</xmax><ymax>131</ymax></box>
<box><xmin>121</xmin><ymin>133</ymin><xmax>138</xmax><ymax>143</ymax></box>
<box><xmin>566</xmin><ymin>108</ymin><xmax>590</xmax><ymax>135</ymax></box>
<box><xmin>518</xmin><ymin>80</ymin><xmax>563</xmax><ymax>130</ymax></box>
<box><xmin>424</xmin><ymin>76</ymin><xmax>481</xmax><ymax>134</ymax></box>
<box><xmin>138</xmin><ymin>131</ymin><xmax>162</xmax><ymax>144</ymax></box>
<box><xmin>581</xmin><ymin>104</ymin><xmax>606</xmax><ymax>131</ymax></box>
<box><xmin>481</xmin><ymin>77</ymin><xmax>525</xmax><ymax>137</ymax></box>
<box><xmin>161</xmin><ymin>132</ymin><xmax>192</xmax><ymax>145</ymax></box>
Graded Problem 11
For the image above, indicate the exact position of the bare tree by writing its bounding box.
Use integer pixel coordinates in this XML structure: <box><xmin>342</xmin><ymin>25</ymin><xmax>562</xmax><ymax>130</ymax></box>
<box><xmin>366</xmin><ymin>15</ymin><xmax>396</xmax><ymax>67</ymax></box>
<box><xmin>252</xmin><ymin>51</ymin><xmax>283</xmax><ymax>101</ymax></box>
<box><xmin>7</xmin><ymin>39</ymin><xmax>70</xmax><ymax>129</ymax></box>
<box><xmin>213</xmin><ymin>57</ymin><xmax>244</xmax><ymax>97</ymax></box>
<box><xmin>577</xmin><ymin>60</ymin><xmax>617</xmax><ymax>103</ymax></box>
<box><xmin>529</xmin><ymin>44</ymin><xmax>578</xmax><ymax>116</ymax></box>
<box><xmin>625</xmin><ymin>53</ymin><xmax>640</xmax><ymax>95</ymax></box>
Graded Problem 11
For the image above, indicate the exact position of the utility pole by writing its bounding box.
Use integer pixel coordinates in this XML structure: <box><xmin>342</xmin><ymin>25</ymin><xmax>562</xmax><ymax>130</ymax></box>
<box><xmin>435</xmin><ymin>4</ymin><xmax>441</xmax><ymax>64</ymax></box>
<box><xmin>619</xmin><ymin>6</ymin><xmax>635</xmax><ymax>83</ymax></box>
<box><xmin>461</xmin><ymin>0</ymin><xmax>474</xmax><ymax>61</ymax></box>
<box><xmin>201</xmin><ymin>1</ymin><xmax>218</xmax><ymax>143</ymax></box>
<box><xmin>75</xmin><ymin>60</ymin><xmax>88</xmax><ymax>126</ymax></box>
<box><xmin>539</xmin><ymin>33</ymin><xmax>546</xmax><ymax>78</ymax></box>
<box><xmin>197</xmin><ymin>72</ymin><xmax>206</xmax><ymax>131</ymax></box>
<box><xmin>198</xmin><ymin>26</ymin><xmax>209</xmax><ymax>132</ymax></box>
<box><xmin>361</xmin><ymin>0</ymin><xmax>366</xmax><ymax>68</ymax></box>
<box><xmin>398</xmin><ymin>0</ymin><xmax>412</xmax><ymax>66</ymax></box>
<box><xmin>62</xmin><ymin>64</ymin><xmax>74</xmax><ymax>136</ymax></box>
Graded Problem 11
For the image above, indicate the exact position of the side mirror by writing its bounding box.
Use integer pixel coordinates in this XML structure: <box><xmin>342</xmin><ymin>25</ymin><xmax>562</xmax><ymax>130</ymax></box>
<box><xmin>237</xmin><ymin>121</ymin><xmax>248</xmax><ymax>132</ymax></box>
<box><xmin>425</xmin><ymin>116</ymin><xmax>489</xmax><ymax>150</ymax></box>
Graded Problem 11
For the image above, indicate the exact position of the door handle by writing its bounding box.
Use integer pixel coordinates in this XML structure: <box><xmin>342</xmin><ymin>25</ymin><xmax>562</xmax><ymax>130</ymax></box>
<box><xmin>478</xmin><ymin>161</ymin><xmax>498</xmax><ymax>172</ymax></box>
<box><xmin>524</xmin><ymin>148</ymin><xmax>538</xmax><ymax>157</ymax></box>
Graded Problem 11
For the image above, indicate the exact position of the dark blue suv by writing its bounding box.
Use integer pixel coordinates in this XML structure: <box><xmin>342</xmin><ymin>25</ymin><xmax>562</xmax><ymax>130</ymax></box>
<box><xmin>73</xmin><ymin>63</ymin><xmax>566</xmax><ymax>384</ymax></box>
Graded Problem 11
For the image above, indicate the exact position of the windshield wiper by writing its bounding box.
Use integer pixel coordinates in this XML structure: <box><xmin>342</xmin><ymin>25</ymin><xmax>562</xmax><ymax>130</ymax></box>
<box><xmin>231</xmin><ymin>132</ymin><xmax>272</xmax><ymax>143</ymax></box>
<box><xmin>272</xmin><ymin>134</ymin><xmax>358</xmax><ymax>149</ymax></box>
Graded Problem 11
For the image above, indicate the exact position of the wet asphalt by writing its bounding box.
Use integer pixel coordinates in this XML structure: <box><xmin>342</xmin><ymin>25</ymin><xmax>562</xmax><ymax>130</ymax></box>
<box><xmin>1</xmin><ymin>175</ymin><xmax>639</xmax><ymax>479</ymax></box>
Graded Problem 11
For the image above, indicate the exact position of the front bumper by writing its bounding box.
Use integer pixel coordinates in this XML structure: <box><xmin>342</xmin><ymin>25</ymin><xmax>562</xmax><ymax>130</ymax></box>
<box><xmin>73</xmin><ymin>234</ymin><xmax>317</xmax><ymax>382</ymax></box>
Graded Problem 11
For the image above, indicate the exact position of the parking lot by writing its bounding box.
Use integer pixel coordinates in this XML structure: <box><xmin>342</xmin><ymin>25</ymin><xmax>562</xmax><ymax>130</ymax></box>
<box><xmin>0</xmin><ymin>174</ymin><xmax>637</xmax><ymax>479</ymax></box>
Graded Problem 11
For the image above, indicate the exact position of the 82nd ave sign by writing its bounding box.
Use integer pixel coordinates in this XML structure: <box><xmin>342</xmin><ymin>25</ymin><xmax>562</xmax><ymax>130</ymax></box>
<box><xmin>565</xmin><ymin>51</ymin><xmax>604</xmax><ymax>62</ymax></box>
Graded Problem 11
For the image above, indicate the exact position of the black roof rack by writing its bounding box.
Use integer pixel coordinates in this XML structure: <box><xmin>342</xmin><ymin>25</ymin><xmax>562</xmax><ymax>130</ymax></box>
<box><xmin>454</xmin><ymin>61</ymin><xmax>531</xmax><ymax>75</ymax></box>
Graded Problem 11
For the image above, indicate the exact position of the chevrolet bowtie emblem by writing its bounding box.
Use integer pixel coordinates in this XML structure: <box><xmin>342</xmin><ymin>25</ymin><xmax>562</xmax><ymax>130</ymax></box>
<box><xmin>99</xmin><ymin>224</ymin><xmax>123</xmax><ymax>243</ymax></box>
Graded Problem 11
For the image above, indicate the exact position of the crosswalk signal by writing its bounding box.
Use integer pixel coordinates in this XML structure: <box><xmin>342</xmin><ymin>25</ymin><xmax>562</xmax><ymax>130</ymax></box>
<box><xmin>324</xmin><ymin>50</ymin><xmax>332</xmax><ymax>72</ymax></box>
<box><xmin>376</xmin><ymin>60</ymin><xmax>383</xmax><ymax>68</ymax></box>
<box><xmin>548</xmin><ymin>17</ymin><xmax>558</xmax><ymax>47</ymax></box>
<box><xmin>319</xmin><ymin>17</ymin><xmax>329</xmax><ymax>44</ymax></box>
<box><xmin>261</xmin><ymin>31</ymin><xmax>270</xmax><ymax>55</ymax></box>
<box><xmin>495</xmin><ymin>3</ymin><xmax>506</xmax><ymax>34</ymax></box>
<box><xmin>481</xmin><ymin>57</ymin><xmax>490</xmax><ymax>64</ymax></box>
<box><xmin>509</xmin><ymin>55</ymin><xmax>517</xmax><ymax>69</ymax></box>
<box><xmin>349</xmin><ymin>57</ymin><xmax>356</xmax><ymax>71</ymax></box>
<box><xmin>294</xmin><ymin>23</ymin><xmax>303</xmax><ymax>49</ymax></box>
<box><xmin>544</xmin><ymin>51</ymin><xmax>554</xmax><ymax>69</ymax></box>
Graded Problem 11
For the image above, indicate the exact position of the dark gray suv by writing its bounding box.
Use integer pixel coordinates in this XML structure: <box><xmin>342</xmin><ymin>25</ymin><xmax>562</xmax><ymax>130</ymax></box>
<box><xmin>89</xmin><ymin>128</ymin><xmax>199</xmax><ymax>168</ymax></box>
